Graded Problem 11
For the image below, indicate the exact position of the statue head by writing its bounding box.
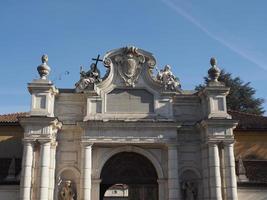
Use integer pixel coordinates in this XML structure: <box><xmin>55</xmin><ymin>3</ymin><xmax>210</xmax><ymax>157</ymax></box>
<box><xmin>90</xmin><ymin>63</ymin><xmax>96</xmax><ymax>70</ymax></box>
<box><xmin>127</xmin><ymin>52</ymin><xmax>134</xmax><ymax>59</ymax></box>
<box><xmin>65</xmin><ymin>180</ymin><xmax>72</xmax><ymax>187</ymax></box>
<box><xmin>164</xmin><ymin>65</ymin><xmax>171</xmax><ymax>71</ymax></box>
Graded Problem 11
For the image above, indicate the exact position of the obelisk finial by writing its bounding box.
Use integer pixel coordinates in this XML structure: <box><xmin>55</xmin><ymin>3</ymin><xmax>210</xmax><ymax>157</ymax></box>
<box><xmin>37</xmin><ymin>54</ymin><xmax>51</xmax><ymax>80</ymax></box>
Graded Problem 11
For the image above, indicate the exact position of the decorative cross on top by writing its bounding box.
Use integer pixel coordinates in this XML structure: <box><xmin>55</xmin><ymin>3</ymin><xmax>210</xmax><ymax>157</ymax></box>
<box><xmin>92</xmin><ymin>54</ymin><xmax>103</xmax><ymax>67</ymax></box>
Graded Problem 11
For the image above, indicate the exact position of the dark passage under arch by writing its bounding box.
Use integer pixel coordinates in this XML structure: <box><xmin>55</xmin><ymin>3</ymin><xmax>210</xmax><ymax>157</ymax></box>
<box><xmin>100</xmin><ymin>152</ymin><xmax>158</xmax><ymax>200</ymax></box>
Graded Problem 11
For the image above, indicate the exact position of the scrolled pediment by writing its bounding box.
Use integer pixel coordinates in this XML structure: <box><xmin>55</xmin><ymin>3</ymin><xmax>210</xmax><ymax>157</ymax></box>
<box><xmin>99</xmin><ymin>46</ymin><xmax>181</xmax><ymax>94</ymax></box>
<box><xmin>101</xmin><ymin>46</ymin><xmax>156</xmax><ymax>88</ymax></box>
<box><xmin>83</xmin><ymin>46</ymin><xmax>181</xmax><ymax>121</ymax></box>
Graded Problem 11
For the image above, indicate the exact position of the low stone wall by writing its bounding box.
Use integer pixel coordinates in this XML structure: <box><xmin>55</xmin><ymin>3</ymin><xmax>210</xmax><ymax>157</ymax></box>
<box><xmin>238</xmin><ymin>186</ymin><xmax>267</xmax><ymax>200</ymax></box>
<box><xmin>0</xmin><ymin>185</ymin><xmax>19</xmax><ymax>200</ymax></box>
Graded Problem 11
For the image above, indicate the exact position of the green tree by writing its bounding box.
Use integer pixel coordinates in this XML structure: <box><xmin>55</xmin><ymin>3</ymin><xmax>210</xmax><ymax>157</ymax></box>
<box><xmin>196</xmin><ymin>70</ymin><xmax>265</xmax><ymax>115</ymax></box>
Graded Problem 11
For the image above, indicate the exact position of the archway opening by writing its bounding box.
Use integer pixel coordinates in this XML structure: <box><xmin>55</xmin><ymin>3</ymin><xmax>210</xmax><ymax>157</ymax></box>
<box><xmin>100</xmin><ymin>152</ymin><xmax>158</xmax><ymax>200</ymax></box>
<box><xmin>103</xmin><ymin>183</ymin><xmax>128</xmax><ymax>200</ymax></box>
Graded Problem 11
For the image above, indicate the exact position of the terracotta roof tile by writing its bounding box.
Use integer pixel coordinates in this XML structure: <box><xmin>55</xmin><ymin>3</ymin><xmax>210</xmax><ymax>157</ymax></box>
<box><xmin>229</xmin><ymin>110</ymin><xmax>267</xmax><ymax>131</ymax></box>
<box><xmin>0</xmin><ymin>112</ymin><xmax>28</xmax><ymax>123</ymax></box>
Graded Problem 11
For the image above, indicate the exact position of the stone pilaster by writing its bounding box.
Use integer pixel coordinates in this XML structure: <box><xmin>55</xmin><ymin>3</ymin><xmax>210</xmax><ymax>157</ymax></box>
<box><xmin>167</xmin><ymin>144</ymin><xmax>181</xmax><ymax>200</ymax></box>
<box><xmin>201</xmin><ymin>144</ymin><xmax>210</xmax><ymax>200</ymax></box>
<box><xmin>38</xmin><ymin>140</ymin><xmax>51</xmax><ymax>200</ymax></box>
<box><xmin>80</xmin><ymin>143</ymin><xmax>93</xmax><ymax>200</ymax></box>
<box><xmin>49</xmin><ymin>141</ymin><xmax>57</xmax><ymax>200</ymax></box>
<box><xmin>20</xmin><ymin>140</ymin><xmax>34</xmax><ymax>200</ymax></box>
<box><xmin>224</xmin><ymin>142</ymin><xmax>238</xmax><ymax>200</ymax></box>
<box><xmin>208</xmin><ymin>142</ymin><xmax>222</xmax><ymax>200</ymax></box>
<box><xmin>158</xmin><ymin>178</ymin><xmax>166</xmax><ymax>200</ymax></box>
<box><xmin>19</xmin><ymin>56</ymin><xmax>62</xmax><ymax>200</ymax></box>
<box><xmin>92</xmin><ymin>179</ymin><xmax>101</xmax><ymax>200</ymax></box>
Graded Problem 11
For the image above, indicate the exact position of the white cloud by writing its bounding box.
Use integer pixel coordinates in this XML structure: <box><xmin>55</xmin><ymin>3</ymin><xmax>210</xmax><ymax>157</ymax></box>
<box><xmin>161</xmin><ymin>0</ymin><xmax>267</xmax><ymax>71</ymax></box>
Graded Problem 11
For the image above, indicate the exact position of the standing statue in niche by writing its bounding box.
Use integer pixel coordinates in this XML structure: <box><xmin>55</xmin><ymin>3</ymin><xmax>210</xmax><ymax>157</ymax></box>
<box><xmin>156</xmin><ymin>65</ymin><xmax>181</xmax><ymax>91</ymax></box>
<box><xmin>59</xmin><ymin>180</ymin><xmax>75</xmax><ymax>200</ymax></box>
<box><xmin>182</xmin><ymin>181</ymin><xmax>198</xmax><ymax>200</ymax></box>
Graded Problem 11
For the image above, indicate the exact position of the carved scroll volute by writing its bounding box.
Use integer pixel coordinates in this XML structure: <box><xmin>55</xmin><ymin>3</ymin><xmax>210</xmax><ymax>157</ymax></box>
<box><xmin>103</xmin><ymin>57</ymin><xmax>112</xmax><ymax>67</ymax></box>
<box><xmin>115</xmin><ymin>46</ymin><xmax>145</xmax><ymax>87</ymax></box>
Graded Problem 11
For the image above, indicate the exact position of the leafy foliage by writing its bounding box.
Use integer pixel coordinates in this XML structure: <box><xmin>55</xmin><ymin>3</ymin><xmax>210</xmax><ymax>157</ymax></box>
<box><xmin>196</xmin><ymin>70</ymin><xmax>265</xmax><ymax>115</ymax></box>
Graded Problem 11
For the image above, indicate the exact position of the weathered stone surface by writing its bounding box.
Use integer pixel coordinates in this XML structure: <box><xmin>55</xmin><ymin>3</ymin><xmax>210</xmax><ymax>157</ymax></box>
<box><xmin>16</xmin><ymin>47</ymin><xmax>243</xmax><ymax>200</ymax></box>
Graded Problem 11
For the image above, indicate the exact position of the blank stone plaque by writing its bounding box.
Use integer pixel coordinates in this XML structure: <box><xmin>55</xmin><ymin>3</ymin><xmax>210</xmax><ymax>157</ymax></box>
<box><xmin>106</xmin><ymin>89</ymin><xmax>154</xmax><ymax>113</ymax></box>
<box><xmin>35</xmin><ymin>95</ymin><xmax>46</xmax><ymax>109</ymax></box>
<box><xmin>213</xmin><ymin>97</ymin><xmax>224</xmax><ymax>111</ymax></box>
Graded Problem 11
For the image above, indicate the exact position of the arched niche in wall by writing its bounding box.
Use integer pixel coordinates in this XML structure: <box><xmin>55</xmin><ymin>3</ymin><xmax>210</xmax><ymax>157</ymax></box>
<box><xmin>180</xmin><ymin>168</ymin><xmax>201</xmax><ymax>200</ymax></box>
<box><xmin>56</xmin><ymin>167</ymin><xmax>80</xmax><ymax>200</ymax></box>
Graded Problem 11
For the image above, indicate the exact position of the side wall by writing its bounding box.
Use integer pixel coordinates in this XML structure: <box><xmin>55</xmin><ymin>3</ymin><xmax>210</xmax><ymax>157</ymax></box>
<box><xmin>0</xmin><ymin>125</ymin><xmax>23</xmax><ymax>200</ymax></box>
<box><xmin>234</xmin><ymin>130</ymin><xmax>267</xmax><ymax>199</ymax></box>
<box><xmin>0</xmin><ymin>185</ymin><xmax>19</xmax><ymax>200</ymax></box>
<box><xmin>0</xmin><ymin>125</ymin><xmax>23</xmax><ymax>158</ymax></box>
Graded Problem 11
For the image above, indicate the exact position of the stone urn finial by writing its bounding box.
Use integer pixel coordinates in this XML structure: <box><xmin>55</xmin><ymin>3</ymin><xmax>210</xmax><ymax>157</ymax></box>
<box><xmin>208</xmin><ymin>57</ymin><xmax>221</xmax><ymax>82</ymax></box>
<box><xmin>37</xmin><ymin>54</ymin><xmax>51</xmax><ymax>80</ymax></box>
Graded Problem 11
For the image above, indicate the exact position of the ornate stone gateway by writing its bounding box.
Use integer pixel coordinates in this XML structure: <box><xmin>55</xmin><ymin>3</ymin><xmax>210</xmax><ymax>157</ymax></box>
<box><xmin>19</xmin><ymin>46</ymin><xmax>239</xmax><ymax>200</ymax></box>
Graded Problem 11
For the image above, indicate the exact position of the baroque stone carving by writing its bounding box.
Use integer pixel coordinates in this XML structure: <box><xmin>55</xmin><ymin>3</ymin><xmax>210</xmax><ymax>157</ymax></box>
<box><xmin>208</xmin><ymin>57</ymin><xmax>221</xmax><ymax>82</ymax></box>
<box><xmin>102</xmin><ymin>57</ymin><xmax>112</xmax><ymax>80</ymax></box>
<box><xmin>114</xmin><ymin>46</ymin><xmax>145</xmax><ymax>87</ymax></box>
<box><xmin>58</xmin><ymin>180</ymin><xmax>76</xmax><ymax>200</ymax></box>
<box><xmin>156</xmin><ymin>65</ymin><xmax>181</xmax><ymax>91</ymax></box>
<box><xmin>37</xmin><ymin>55</ymin><xmax>51</xmax><ymax>80</ymax></box>
<box><xmin>75</xmin><ymin>63</ymin><xmax>101</xmax><ymax>92</ymax></box>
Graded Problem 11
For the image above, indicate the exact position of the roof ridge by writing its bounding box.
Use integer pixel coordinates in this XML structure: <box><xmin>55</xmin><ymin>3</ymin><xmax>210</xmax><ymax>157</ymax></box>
<box><xmin>0</xmin><ymin>112</ymin><xmax>28</xmax><ymax>116</ymax></box>
<box><xmin>228</xmin><ymin>110</ymin><xmax>267</xmax><ymax>119</ymax></box>
<box><xmin>0</xmin><ymin>112</ymin><xmax>28</xmax><ymax>123</ymax></box>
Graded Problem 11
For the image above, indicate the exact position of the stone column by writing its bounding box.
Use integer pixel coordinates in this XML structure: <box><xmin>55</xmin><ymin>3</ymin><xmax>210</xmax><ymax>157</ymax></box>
<box><xmin>224</xmin><ymin>142</ymin><xmax>238</xmax><ymax>200</ymax></box>
<box><xmin>219</xmin><ymin>143</ymin><xmax>226</xmax><ymax>200</ymax></box>
<box><xmin>39</xmin><ymin>141</ymin><xmax>51</xmax><ymax>200</ymax></box>
<box><xmin>208</xmin><ymin>143</ymin><xmax>222</xmax><ymax>200</ymax></box>
<box><xmin>20</xmin><ymin>140</ymin><xmax>34</xmax><ymax>200</ymax></box>
<box><xmin>168</xmin><ymin>144</ymin><xmax>181</xmax><ymax>200</ymax></box>
<box><xmin>81</xmin><ymin>143</ymin><xmax>92</xmax><ymax>200</ymax></box>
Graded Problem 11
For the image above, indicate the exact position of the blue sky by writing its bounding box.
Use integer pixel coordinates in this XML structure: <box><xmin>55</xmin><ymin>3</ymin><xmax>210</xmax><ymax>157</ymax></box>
<box><xmin>0</xmin><ymin>0</ymin><xmax>267</xmax><ymax>115</ymax></box>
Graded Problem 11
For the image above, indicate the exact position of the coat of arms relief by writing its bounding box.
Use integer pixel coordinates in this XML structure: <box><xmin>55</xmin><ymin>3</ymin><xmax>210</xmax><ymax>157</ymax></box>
<box><xmin>74</xmin><ymin>46</ymin><xmax>181</xmax><ymax>92</ymax></box>
<box><xmin>114</xmin><ymin>46</ymin><xmax>145</xmax><ymax>87</ymax></box>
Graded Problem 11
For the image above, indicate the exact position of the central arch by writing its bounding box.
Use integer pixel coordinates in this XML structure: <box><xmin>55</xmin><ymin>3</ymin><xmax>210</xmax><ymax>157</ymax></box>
<box><xmin>96</xmin><ymin>146</ymin><xmax>164</xmax><ymax>179</ymax></box>
<box><xmin>100</xmin><ymin>152</ymin><xmax>159</xmax><ymax>200</ymax></box>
